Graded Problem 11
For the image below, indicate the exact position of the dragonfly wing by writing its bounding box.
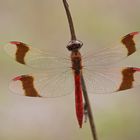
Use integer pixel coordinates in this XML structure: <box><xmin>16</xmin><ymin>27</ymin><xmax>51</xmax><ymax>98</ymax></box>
<box><xmin>4</xmin><ymin>41</ymin><xmax>70</xmax><ymax>70</ymax></box>
<box><xmin>10</xmin><ymin>69</ymin><xmax>74</xmax><ymax>98</ymax></box>
<box><xmin>83</xmin><ymin>67</ymin><xmax>140</xmax><ymax>94</ymax></box>
<box><xmin>83</xmin><ymin>32</ymin><xmax>140</xmax><ymax>67</ymax></box>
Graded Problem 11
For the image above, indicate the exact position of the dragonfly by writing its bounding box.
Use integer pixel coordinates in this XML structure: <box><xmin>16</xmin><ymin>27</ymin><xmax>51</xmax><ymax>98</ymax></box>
<box><xmin>4</xmin><ymin>31</ymin><xmax>140</xmax><ymax>128</ymax></box>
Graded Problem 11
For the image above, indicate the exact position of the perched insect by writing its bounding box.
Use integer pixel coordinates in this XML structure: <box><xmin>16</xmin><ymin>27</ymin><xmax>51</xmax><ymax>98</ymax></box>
<box><xmin>4</xmin><ymin>31</ymin><xmax>140</xmax><ymax>128</ymax></box>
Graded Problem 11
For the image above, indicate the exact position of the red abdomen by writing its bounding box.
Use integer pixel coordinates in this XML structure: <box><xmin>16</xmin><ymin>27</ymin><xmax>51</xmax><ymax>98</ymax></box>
<box><xmin>74</xmin><ymin>72</ymin><xmax>84</xmax><ymax>128</ymax></box>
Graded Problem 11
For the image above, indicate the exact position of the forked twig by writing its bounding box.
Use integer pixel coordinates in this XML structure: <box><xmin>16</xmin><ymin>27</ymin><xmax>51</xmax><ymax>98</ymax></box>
<box><xmin>62</xmin><ymin>0</ymin><xmax>98</xmax><ymax>140</ymax></box>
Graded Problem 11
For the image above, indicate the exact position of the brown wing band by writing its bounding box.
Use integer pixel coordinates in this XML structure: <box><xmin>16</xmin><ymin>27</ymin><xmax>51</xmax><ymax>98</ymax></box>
<box><xmin>16</xmin><ymin>42</ymin><xmax>29</xmax><ymax>64</ymax></box>
<box><xmin>117</xmin><ymin>67</ymin><xmax>136</xmax><ymax>91</ymax></box>
<box><xmin>121</xmin><ymin>33</ymin><xmax>136</xmax><ymax>56</ymax></box>
<box><xmin>20</xmin><ymin>75</ymin><xmax>41</xmax><ymax>97</ymax></box>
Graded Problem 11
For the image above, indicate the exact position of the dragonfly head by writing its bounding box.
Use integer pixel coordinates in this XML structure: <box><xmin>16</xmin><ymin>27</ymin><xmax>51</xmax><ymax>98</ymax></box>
<box><xmin>67</xmin><ymin>40</ymin><xmax>83</xmax><ymax>51</ymax></box>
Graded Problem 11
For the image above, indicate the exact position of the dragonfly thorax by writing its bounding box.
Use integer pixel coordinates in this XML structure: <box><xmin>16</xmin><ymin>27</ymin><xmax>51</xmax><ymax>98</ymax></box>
<box><xmin>67</xmin><ymin>40</ymin><xmax>83</xmax><ymax>51</ymax></box>
<box><xmin>71</xmin><ymin>51</ymin><xmax>82</xmax><ymax>73</ymax></box>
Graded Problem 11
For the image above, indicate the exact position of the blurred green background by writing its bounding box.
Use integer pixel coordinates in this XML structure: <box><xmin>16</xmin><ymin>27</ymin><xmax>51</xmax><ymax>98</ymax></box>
<box><xmin>0</xmin><ymin>0</ymin><xmax>140</xmax><ymax>140</ymax></box>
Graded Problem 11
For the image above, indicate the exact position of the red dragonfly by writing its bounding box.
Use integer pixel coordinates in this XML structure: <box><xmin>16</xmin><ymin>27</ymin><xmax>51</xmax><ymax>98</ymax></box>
<box><xmin>4</xmin><ymin>31</ymin><xmax>140</xmax><ymax>128</ymax></box>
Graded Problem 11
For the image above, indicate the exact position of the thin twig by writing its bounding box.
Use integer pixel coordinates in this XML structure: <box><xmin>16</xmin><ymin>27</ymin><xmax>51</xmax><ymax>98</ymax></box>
<box><xmin>63</xmin><ymin>0</ymin><xmax>76</xmax><ymax>40</ymax></box>
<box><xmin>62</xmin><ymin>0</ymin><xmax>98</xmax><ymax>140</ymax></box>
<box><xmin>81</xmin><ymin>74</ymin><xmax>98</xmax><ymax>140</ymax></box>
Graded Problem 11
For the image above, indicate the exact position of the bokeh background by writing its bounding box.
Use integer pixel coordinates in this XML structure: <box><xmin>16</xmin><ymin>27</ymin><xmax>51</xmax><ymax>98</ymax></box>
<box><xmin>0</xmin><ymin>0</ymin><xmax>140</xmax><ymax>140</ymax></box>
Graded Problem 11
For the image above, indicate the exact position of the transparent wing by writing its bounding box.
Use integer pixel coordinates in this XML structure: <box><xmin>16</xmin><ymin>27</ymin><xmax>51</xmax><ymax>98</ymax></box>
<box><xmin>4</xmin><ymin>41</ymin><xmax>75</xmax><ymax>97</ymax></box>
<box><xmin>9</xmin><ymin>68</ymin><xmax>74</xmax><ymax>98</ymax></box>
<box><xmin>83</xmin><ymin>67</ymin><xmax>140</xmax><ymax>94</ymax></box>
<box><xmin>4</xmin><ymin>41</ymin><xmax>71</xmax><ymax>70</ymax></box>
<box><xmin>83</xmin><ymin>32</ymin><xmax>140</xmax><ymax>68</ymax></box>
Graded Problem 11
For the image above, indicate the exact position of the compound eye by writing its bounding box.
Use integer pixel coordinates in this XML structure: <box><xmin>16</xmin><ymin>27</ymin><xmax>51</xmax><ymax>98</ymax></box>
<box><xmin>77</xmin><ymin>40</ymin><xmax>83</xmax><ymax>46</ymax></box>
<box><xmin>66</xmin><ymin>40</ymin><xmax>83</xmax><ymax>51</ymax></box>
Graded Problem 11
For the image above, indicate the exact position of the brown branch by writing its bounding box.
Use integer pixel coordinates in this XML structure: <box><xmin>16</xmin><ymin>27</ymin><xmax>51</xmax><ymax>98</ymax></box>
<box><xmin>81</xmin><ymin>74</ymin><xmax>98</xmax><ymax>140</ymax></box>
<box><xmin>62</xmin><ymin>0</ymin><xmax>98</xmax><ymax>140</ymax></box>
<box><xmin>63</xmin><ymin>0</ymin><xmax>76</xmax><ymax>40</ymax></box>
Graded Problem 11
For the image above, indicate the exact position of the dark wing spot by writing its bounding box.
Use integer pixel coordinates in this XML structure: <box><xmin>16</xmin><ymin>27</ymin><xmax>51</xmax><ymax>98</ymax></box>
<box><xmin>117</xmin><ymin>67</ymin><xmax>136</xmax><ymax>91</ymax></box>
<box><xmin>20</xmin><ymin>75</ymin><xmax>41</xmax><ymax>97</ymax></box>
<box><xmin>121</xmin><ymin>32</ymin><xmax>138</xmax><ymax>56</ymax></box>
<box><xmin>15</xmin><ymin>42</ymin><xmax>29</xmax><ymax>64</ymax></box>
